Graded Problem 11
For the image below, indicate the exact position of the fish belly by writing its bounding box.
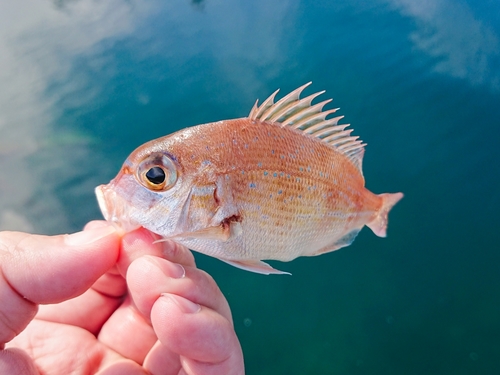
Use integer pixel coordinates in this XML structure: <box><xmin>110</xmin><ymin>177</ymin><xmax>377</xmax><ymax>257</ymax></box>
<box><xmin>175</xmin><ymin>175</ymin><xmax>376</xmax><ymax>262</ymax></box>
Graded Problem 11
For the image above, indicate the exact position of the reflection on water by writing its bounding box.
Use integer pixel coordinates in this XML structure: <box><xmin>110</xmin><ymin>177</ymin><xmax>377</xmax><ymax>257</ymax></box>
<box><xmin>388</xmin><ymin>0</ymin><xmax>500</xmax><ymax>90</ymax></box>
<box><xmin>1</xmin><ymin>0</ymin><xmax>499</xmax><ymax>374</ymax></box>
<box><xmin>0</xmin><ymin>0</ymin><xmax>148</xmax><ymax>232</ymax></box>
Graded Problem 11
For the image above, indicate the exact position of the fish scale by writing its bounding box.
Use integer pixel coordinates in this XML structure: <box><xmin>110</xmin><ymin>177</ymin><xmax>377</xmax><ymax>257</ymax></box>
<box><xmin>96</xmin><ymin>83</ymin><xmax>403</xmax><ymax>274</ymax></box>
<box><xmin>239</xmin><ymin>124</ymin><xmax>356</xmax><ymax>259</ymax></box>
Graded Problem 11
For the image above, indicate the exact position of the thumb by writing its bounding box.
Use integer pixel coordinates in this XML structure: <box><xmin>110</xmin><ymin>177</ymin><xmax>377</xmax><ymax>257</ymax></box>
<box><xmin>0</xmin><ymin>223</ymin><xmax>120</xmax><ymax>345</ymax></box>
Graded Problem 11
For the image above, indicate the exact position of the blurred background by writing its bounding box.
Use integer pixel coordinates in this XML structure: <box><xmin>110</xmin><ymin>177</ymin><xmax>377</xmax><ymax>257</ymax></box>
<box><xmin>1</xmin><ymin>0</ymin><xmax>499</xmax><ymax>373</ymax></box>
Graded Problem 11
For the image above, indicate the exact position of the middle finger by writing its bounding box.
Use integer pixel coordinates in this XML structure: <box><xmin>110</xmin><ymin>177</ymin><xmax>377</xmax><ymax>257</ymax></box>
<box><xmin>127</xmin><ymin>256</ymin><xmax>233</xmax><ymax>324</ymax></box>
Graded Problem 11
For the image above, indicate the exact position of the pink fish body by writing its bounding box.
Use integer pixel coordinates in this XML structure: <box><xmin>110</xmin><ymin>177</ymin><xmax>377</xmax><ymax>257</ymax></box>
<box><xmin>96</xmin><ymin>83</ymin><xmax>403</xmax><ymax>274</ymax></box>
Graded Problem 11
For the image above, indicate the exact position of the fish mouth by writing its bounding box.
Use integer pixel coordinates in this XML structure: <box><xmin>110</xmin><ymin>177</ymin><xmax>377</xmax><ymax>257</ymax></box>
<box><xmin>95</xmin><ymin>184</ymin><xmax>138</xmax><ymax>232</ymax></box>
<box><xmin>95</xmin><ymin>184</ymin><xmax>115</xmax><ymax>222</ymax></box>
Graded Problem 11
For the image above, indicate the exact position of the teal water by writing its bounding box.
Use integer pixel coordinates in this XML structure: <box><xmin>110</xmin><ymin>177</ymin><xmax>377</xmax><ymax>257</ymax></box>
<box><xmin>1</xmin><ymin>0</ymin><xmax>499</xmax><ymax>373</ymax></box>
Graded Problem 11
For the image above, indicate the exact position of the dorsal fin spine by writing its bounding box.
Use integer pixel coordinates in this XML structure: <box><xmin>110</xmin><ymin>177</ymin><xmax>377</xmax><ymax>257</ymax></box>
<box><xmin>248</xmin><ymin>83</ymin><xmax>366</xmax><ymax>176</ymax></box>
<box><xmin>342</xmin><ymin>143</ymin><xmax>365</xmax><ymax>153</ymax></box>
<box><xmin>269</xmin><ymin>91</ymin><xmax>325</xmax><ymax>124</ymax></box>
<box><xmin>323</xmin><ymin>129</ymin><xmax>352</xmax><ymax>143</ymax></box>
<box><xmin>311</xmin><ymin>126</ymin><xmax>351</xmax><ymax>139</ymax></box>
<box><xmin>283</xmin><ymin>99</ymin><xmax>333</xmax><ymax>127</ymax></box>
<box><xmin>292</xmin><ymin>109</ymin><xmax>339</xmax><ymax>131</ymax></box>
<box><xmin>304</xmin><ymin>114</ymin><xmax>343</xmax><ymax>132</ymax></box>
<box><xmin>289</xmin><ymin>103</ymin><xmax>334</xmax><ymax>129</ymax></box>
<box><xmin>333</xmin><ymin>136</ymin><xmax>359</xmax><ymax>149</ymax></box>
<box><xmin>248</xmin><ymin>100</ymin><xmax>259</xmax><ymax>119</ymax></box>
<box><xmin>260</xmin><ymin>82</ymin><xmax>311</xmax><ymax>121</ymax></box>
<box><xmin>251</xmin><ymin>89</ymin><xmax>280</xmax><ymax>120</ymax></box>
<box><xmin>307</xmin><ymin>118</ymin><xmax>346</xmax><ymax>137</ymax></box>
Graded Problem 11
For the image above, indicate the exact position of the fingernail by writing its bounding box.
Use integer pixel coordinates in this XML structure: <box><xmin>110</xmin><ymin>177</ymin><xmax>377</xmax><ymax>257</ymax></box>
<box><xmin>163</xmin><ymin>294</ymin><xmax>201</xmax><ymax>314</ymax></box>
<box><xmin>65</xmin><ymin>225</ymin><xmax>116</xmax><ymax>246</ymax></box>
<box><xmin>170</xmin><ymin>263</ymin><xmax>186</xmax><ymax>279</ymax></box>
<box><xmin>145</xmin><ymin>257</ymin><xmax>186</xmax><ymax>279</ymax></box>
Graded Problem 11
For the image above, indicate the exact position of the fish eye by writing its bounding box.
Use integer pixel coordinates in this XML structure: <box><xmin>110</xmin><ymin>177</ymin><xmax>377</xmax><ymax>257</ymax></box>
<box><xmin>145</xmin><ymin>167</ymin><xmax>166</xmax><ymax>185</ymax></box>
<box><xmin>137</xmin><ymin>154</ymin><xmax>177</xmax><ymax>191</ymax></box>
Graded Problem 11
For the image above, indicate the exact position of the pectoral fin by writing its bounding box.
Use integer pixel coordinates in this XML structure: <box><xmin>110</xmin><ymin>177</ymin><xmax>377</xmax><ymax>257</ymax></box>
<box><xmin>221</xmin><ymin>259</ymin><xmax>291</xmax><ymax>275</ymax></box>
<box><xmin>172</xmin><ymin>218</ymin><xmax>242</xmax><ymax>242</ymax></box>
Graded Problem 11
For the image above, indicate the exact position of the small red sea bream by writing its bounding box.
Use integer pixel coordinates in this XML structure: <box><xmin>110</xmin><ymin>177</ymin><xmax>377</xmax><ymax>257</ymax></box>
<box><xmin>96</xmin><ymin>83</ymin><xmax>403</xmax><ymax>274</ymax></box>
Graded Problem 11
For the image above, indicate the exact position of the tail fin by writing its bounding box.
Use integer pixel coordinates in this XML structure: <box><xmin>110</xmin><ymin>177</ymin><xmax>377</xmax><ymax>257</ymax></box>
<box><xmin>367</xmin><ymin>192</ymin><xmax>403</xmax><ymax>238</ymax></box>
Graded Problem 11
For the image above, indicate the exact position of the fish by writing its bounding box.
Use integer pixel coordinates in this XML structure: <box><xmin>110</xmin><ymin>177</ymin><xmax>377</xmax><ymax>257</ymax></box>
<box><xmin>95</xmin><ymin>83</ymin><xmax>403</xmax><ymax>275</ymax></box>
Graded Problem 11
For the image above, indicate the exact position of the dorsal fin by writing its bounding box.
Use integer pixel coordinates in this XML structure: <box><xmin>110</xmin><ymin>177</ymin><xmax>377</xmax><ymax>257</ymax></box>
<box><xmin>248</xmin><ymin>82</ymin><xmax>366</xmax><ymax>175</ymax></box>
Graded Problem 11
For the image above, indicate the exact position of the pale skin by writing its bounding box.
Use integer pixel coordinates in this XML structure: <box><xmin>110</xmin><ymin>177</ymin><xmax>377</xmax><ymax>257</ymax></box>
<box><xmin>0</xmin><ymin>221</ymin><xmax>244</xmax><ymax>375</ymax></box>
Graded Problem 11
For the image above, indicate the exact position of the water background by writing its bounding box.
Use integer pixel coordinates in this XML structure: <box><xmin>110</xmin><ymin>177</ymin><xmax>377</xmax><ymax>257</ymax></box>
<box><xmin>1</xmin><ymin>0</ymin><xmax>499</xmax><ymax>373</ymax></box>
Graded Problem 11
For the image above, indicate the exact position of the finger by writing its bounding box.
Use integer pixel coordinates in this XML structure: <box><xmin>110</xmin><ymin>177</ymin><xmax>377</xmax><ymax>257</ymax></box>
<box><xmin>91</xmin><ymin>266</ymin><xmax>128</xmax><ymax>298</ymax></box>
<box><xmin>36</xmin><ymin>265</ymin><xmax>127</xmax><ymax>334</ymax></box>
<box><xmin>97</xmin><ymin>296</ymin><xmax>158</xmax><ymax>364</ymax></box>
<box><xmin>96</xmin><ymin>360</ymin><xmax>148</xmax><ymax>375</ymax></box>
<box><xmin>0</xmin><ymin>269</ymin><xmax>37</xmax><ymax>347</ymax></box>
<box><xmin>8</xmin><ymin>318</ymin><xmax>147</xmax><ymax>375</ymax></box>
<box><xmin>0</xmin><ymin>224</ymin><xmax>119</xmax><ymax>303</ymax></box>
<box><xmin>98</xmin><ymin>251</ymin><xmax>232</xmax><ymax>365</ymax></box>
<box><xmin>0</xmin><ymin>347</ymin><xmax>38</xmax><ymax>375</ymax></box>
<box><xmin>127</xmin><ymin>256</ymin><xmax>232</xmax><ymax>323</ymax></box>
<box><xmin>117</xmin><ymin>228</ymin><xmax>195</xmax><ymax>277</ymax></box>
<box><xmin>149</xmin><ymin>294</ymin><xmax>244</xmax><ymax>375</ymax></box>
<box><xmin>143</xmin><ymin>341</ymin><xmax>181</xmax><ymax>375</ymax></box>
<box><xmin>96</xmin><ymin>229</ymin><xmax>195</xmax><ymax>364</ymax></box>
<box><xmin>0</xmin><ymin>225</ymin><xmax>120</xmax><ymax>344</ymax></box>
<box><xmin>35</xmin><ymin>286</ymin><xmax>122</xmax><ymax>335</ymax></box>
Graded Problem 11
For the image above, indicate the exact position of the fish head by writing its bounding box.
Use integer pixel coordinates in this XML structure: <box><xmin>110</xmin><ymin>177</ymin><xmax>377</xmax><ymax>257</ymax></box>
<box><xmin>95</xmin><ymin>140</ymin><xmax>195</xmax><ymax>236</ymax></box>
<box><xmin>95</xmin><ymin>127</ymin><xmax>231</xmax><ymax>238</ymax></box>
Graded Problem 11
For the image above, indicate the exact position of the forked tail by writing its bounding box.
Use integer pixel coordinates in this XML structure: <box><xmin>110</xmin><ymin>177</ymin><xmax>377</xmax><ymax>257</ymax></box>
<box><xmin>367</xmin><ymin>192</ymin><xmax>404</xmax><ymax>238</ymax></box>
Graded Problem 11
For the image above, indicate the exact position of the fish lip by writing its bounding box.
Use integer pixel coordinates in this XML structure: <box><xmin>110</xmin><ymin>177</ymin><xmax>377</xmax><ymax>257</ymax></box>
<box><xmin>95</xmin><ymin>184</ymin><xmax>113</xmax><ymax>222</ymax></box>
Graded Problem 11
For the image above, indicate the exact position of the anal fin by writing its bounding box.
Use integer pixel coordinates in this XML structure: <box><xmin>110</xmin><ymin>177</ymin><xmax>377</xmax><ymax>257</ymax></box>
<box><xmin>313</xmin><ymin>229</ymin><xmax>360</xmax><ymax>256</ymax></box>
<box><xmin>221</xmin><ymin>259</ymin><xmax>291</xmax><ymax>275</ymax></box>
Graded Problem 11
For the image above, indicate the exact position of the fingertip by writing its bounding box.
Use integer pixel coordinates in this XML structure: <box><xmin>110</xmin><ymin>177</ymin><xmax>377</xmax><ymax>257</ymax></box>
<box><xmin>84</xmin><ymin>221</ymin><xmax>126</xmax><ymax>239</ymax></box>
<box><xmin>119</xmin><ymin>228</ymin><xmax>195</xmax><ymax>275</ymax></box>
<box><xmin>121</xmin><ymin>227</ymin><xmax>159</xmax><ymax>251</ymax></box>
<box><xmin>83</xmin><ymin>220</ymin><xmax>111</xmax><ymax>231</ymax></box>
<box><xmin>64</xmin><ymin>224</ymin><xmax>118</xmax><ymax>246</ymax></box>
<box><xmin>157</xmin><ymin>239</ymin><xmax>196</xmax><ymax>268</ymax></box>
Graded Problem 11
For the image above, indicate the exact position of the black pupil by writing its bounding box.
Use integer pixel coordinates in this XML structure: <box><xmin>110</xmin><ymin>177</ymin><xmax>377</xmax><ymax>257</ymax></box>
<box><xmin>146</xmin><ymin>167</ymin><xmax>166</xmax><ymax>185</ymax></box>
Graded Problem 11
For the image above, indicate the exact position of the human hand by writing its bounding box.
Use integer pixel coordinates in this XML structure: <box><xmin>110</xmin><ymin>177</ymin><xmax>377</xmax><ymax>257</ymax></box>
<box><xmin>0</xmin><ymin>221</ymin><xmax>244</xmax><ymax>375</ymax></box>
